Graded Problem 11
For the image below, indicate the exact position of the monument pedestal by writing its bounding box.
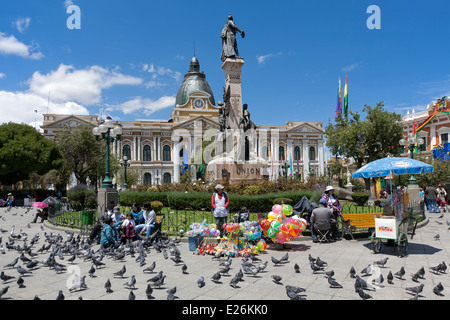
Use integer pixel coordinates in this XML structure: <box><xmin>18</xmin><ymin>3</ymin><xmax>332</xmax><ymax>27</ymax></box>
<box><xmin>222</xmin><ymin>58</ymin><xmax>245</xmax><ymax>130</ymax></box>
<box><xmin>97</xmin><ymin>188</ymin><xmax>118</xmax><ymax>219</ymax></box>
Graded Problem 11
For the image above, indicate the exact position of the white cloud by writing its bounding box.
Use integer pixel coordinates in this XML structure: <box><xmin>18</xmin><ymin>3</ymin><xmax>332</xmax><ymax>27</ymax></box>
<box><xmin>13</xmin><ymin>17</ymin><xmax>31</xmax><ymax>33</ymax></box>
<box><xmin>0</xmin><ymin>73</ymin><xmax>5</xmax><ymax>79</ymax></box>
<box><xmin>0</xmin><ymin>32</ymin><xmax>43</xmax><ymax>60</ymax></box>
<box><xmin>341</xmin><ymin>63</ymin><xmax>360</xmax><ymax>73</ymax></box>
<box><xmin>106</xmin><ymin>96</ymin><xmax>175</xmax><ymax>116</ymax></box>
<box><xmin>256</xmin><ymin>52</ymin><xmax>282</xmax><ymax>64</ymax></box>
<box><xmin>142</xmin><ymin>63</ymin><xmax>181</xmax><ymax>82</ymax></box>
<box><xmin>0</xmin><ymin>63</ymin><xmax>144</xmax><ymax>127</ymax></box>
<box><xmin>28</xmin><ymin>64</ymin><xmax>143</xmax><ymax>105</ymax></box>
<box><xmin>0</xmin><ymin>90</ymin><xmax>89</xmax><ymax>129</ymax></box>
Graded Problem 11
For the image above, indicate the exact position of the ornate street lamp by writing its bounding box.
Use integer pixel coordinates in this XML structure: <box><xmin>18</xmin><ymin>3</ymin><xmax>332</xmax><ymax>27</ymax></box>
<box><xmin>92</xmin><ymin>116</ymin><xmax>123</xmax><ymax>189</ymax></box>
<box><xmin>119</xmin><ymin>155</ymin><xmax>131</xmax><ymax>189</ymax></box>
<box><xmin>399</xmin><ymin>133</ymin><xmax>424</xmax><ymax>184</ymax></box>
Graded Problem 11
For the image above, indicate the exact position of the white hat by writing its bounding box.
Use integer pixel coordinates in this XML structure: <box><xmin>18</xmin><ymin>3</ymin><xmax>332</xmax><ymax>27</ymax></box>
<box><xmin>325</xmin><ymin>186</ymin><xmax>335</xmax><ymax>192</ymax></box>
<box><xmin>215</xmin><ymin>184</ymin><xmax>225</xmax><ymax>190</ymax></box>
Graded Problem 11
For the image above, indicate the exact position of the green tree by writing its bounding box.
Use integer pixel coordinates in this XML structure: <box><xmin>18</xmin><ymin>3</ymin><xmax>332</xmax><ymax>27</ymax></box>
<box><xmin>0</xmin><ymin>123</ymin><xmax>63</xmax><ymax>185</ymax></box>
<box><xmin>325</xmin><ymin>102</ymin><xmax>404</xmax><ymax>169</ymax></box>
<box><xmin>54</xmin><ymin>123</ymin><xmax>111</xmax><ymax>186</ymax></box>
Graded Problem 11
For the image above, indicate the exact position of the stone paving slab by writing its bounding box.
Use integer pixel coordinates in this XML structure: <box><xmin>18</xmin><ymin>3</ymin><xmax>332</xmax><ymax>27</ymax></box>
<box><xmin>0</xmin><ymin>206</ymin><xmax>450</xmax><ymax>301</ymax></box>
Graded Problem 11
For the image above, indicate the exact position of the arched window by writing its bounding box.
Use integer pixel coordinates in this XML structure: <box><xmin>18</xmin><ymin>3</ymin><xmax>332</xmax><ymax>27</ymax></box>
<box><xmin>163</xmin><ymin>145</ymin><xmax>171</xmax><ymax>161</ymax></box>
<box><xmin>262</xmin><ymin>146</ymin><xmax>269</xmax><ymax>160</ymax></box>
<box><xmin>163</xmin><ymin>173</ymin><xmax>171</xmax><ymax>184</ymax></box>
<box><xmin>309</xmin><ymin>146</ymin><xmax>316</xmax><ymax>161</ymax></box>
<box><xmin>143</xmin><ymin>173</ymin><xmax>151</xmax><ymax>185</ymax></box>
<box><xmin>279</xmin><ymin>146</ymin><xmax>285</xmax><ymax>162</ymax></box>
<box><xmin>293</xmin><ymin>146</ymin><xmax>301</xmax><ymax>162</ymax></box>
<box><xmin>143</xmin><ymin>145</ymin><xmax>151</xmax><ymax>161</ymax></box>
<box><xmin>123</xmin><ymin>145</ymin><xmax>131</xmax><ymax>160</ymax></box>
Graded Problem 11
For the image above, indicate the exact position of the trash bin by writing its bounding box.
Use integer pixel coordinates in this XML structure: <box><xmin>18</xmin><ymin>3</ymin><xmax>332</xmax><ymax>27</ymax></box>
<box><xmin>82</xmin><ymin>210</ymin><xmax>95</xmax><ymax>226</ymax></box>
<box><xmin>188</xmin><ymin>235</ymin><xmax>204</xmax><ymax>251</ymax></box>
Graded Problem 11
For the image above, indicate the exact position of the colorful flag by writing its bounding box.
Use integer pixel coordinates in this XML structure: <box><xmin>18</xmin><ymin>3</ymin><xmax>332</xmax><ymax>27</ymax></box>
<box><xmin>336</xmin><ymin>77</ymin><xmax>342</xmax><ymax>118</ymax></box>
<box><xmin>343</xmin><ymin>74</ymin><xmax>348</xmax><ymax>118</ymax></box>
<box><xmin>289</xmin><ymin>154</ymin><xmax>293</xmax><ymax>176</ymax></box>
<box><xmin>413</xmin><ymin>119</ymin><xmax>418</xmax><ymax>154</ymax></box>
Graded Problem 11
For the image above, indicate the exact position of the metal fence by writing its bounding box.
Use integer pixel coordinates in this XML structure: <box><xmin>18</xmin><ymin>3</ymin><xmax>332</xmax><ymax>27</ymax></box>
<box><xmin>46</xmin><ymin>199</ymin><xmax>426</xmax><ymax>238</ymax></box>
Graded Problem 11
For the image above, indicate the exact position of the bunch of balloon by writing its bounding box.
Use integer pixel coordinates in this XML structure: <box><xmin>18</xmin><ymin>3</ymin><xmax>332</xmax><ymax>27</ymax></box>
<box><xmin>259</xmin><ymin>204</ymin><xmax>308</xmax><ymax>244</ymax></box>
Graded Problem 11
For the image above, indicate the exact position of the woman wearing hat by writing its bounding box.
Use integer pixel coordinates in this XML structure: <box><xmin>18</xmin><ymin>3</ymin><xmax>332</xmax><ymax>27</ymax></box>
<box><xmin>211</xmin><ymin>184</ymin><xmax>229</xmax><ymax>237</ymax></box>
<box><xmin>321</xmin><ymin>186</ymin><xmax>342</xmax><ymax>240</ymax></box>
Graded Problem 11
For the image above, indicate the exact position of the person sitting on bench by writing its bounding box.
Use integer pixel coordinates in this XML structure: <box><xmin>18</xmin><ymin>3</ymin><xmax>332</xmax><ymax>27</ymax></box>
<box><xmin>136</xmin><ymin>202</ymin><xmax>156</xmax><ymax>239</ymax></box>
<box><xmin>310</xmin><ymin>198</ymin><xmax>335</xmax><ymax>243</ymax></box>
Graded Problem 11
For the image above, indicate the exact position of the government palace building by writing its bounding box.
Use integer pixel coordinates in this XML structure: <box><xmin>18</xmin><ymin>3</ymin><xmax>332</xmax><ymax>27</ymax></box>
<box><xmin>41</xmin><ymin>56</ymin><xmax>326</xmax><ymax>186</ymax></box>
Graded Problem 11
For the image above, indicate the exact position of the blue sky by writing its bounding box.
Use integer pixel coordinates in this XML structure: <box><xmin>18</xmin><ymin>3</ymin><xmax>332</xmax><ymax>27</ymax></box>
<box><xmin>1</xmin><ymin>0</ymin><xmax>450</xmax><ymax>133</ymax></box>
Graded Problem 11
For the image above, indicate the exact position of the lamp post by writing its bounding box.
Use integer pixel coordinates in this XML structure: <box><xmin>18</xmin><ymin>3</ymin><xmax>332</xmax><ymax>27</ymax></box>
<box><xmin>119</xmin><ymin>155</ymin><xmax>131</xmax><ymax>189</ymax></box>
<box><xmin>92</xmin><ymin>116</ymin><xmax>123</xmax><ymax>189</ymax></box>
<box><xmin>399</xmin><ymin>133</ymin><xmax>424</xmax><ymax>184</ymax></box>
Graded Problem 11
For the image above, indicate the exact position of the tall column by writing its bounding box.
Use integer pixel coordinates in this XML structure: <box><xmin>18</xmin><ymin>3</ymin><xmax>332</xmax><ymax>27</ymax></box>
<box><xmin>137</xmin><ymin>136</ymin><xmax>141</xmax><ymax>161</ymax></box>
<box><xmin>173</xmin><ymin>140</ymin><xmax>180</xmax><ymax>183</ymax></box>
<box><xmin>302</xmin><ymin>139</ymin><xmax>309</xmax><ymax>181</ymax></box>
<box><xmin>222</xmin><ymin>58</ymin><xmax>245</xmax><ymax>130</ymax></box>
<box><xmin>133</xmin><ymin>135</ymin><xmax>137</xmax><ymax>161</ymax></box>
<box><xmin>158</xmin><ymin>137</ymin><xmax>162</xmax><ymax>161</ymax></box>
<box><xmin>318</xmin><ymin>140</ymin><xmax>324</xmax><ymax>176</ymax></box>
<box><xmin>153</xmin><ymin>138</ymin><xmax>157</xmax><ymax>161</ymax></box>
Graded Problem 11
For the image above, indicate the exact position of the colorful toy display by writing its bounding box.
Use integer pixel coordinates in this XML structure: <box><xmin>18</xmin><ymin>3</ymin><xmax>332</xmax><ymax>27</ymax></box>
<box><xmin>260</xmin><ymin>203</ymin><xmax>307</xmax><ymax>244</ymax></box>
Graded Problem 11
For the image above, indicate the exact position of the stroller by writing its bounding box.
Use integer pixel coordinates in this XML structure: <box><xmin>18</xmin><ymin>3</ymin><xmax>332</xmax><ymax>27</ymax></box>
<box><xmin>437</xmin><ymin>196</ymin><xmax>447</xmax><ymax>213</ymax></box>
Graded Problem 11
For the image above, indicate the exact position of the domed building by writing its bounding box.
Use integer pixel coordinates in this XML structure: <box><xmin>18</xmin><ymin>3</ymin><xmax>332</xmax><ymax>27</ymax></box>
<box><xmin>41</xmin><ymin>56</ymin><xmax>325</xmax><ymax>187</ymax></box>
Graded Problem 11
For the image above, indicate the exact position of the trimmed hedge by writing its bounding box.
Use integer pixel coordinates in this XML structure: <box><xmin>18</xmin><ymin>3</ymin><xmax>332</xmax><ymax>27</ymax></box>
<box><xmin>351</xmin><ymin>192</ymin><xmax>370</xmax><ymax>206</ymax></box>
<box><xmin>119</xmin><ymin>190</ymin><xmax>322</xmax><ymax>212</ymax></box>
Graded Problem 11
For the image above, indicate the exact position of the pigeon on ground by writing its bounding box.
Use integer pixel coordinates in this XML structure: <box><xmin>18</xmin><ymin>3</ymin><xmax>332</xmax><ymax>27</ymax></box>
<box><xmin>0</xmin><ymin>272</ymin><xmax>15</xmax><ymax>283</ymax></box>
<box><xmin>328</xmin><ymin>277</ymin><xmax>343</xmax><ymax>288</ymax></box>
<box><xmin>279</xmin><ymin>253</ymin><xmax>289</xmax><ymax>263</ymax></box>
<box><xmin>372</xmin><ymin>274</ymin><xmax>384</xmax><ymax>287</ymax></box>
<box><xmin>272</xmin><ymin>275</ymin><xmax>282</xmax><ymax>284</ymax></box>
<box><xmin>411</xmin><ymin>272</ymin><xmax>420</xmax><ymax>282</ymax></box>
<box><xmin>294</xmin><ymin>263</ymin><xmax>300</xmax><ymax>273</ymax></box>
<box><xmin>143</xmin><ymin>261</ymin><xmax>156</xmax><ymax>273</ymax></box>
<box><xmin>434</xmin><ymin>233</ymin><xmax>440</xmax><ymax>240</ymax></box>
<box><xmin>271</xmin><ymin>256</ymin><xmax>281</xmax><ymax>266</ymax></box>
<box><xmin>4</xmin><ymin>257</ymin><xmax>18</xmax><ymax>268</ymax></box>
<box><xmin>16</xmin><ymin>265</ymin><xmax>32</xmax><ymax>276</ymax></box>
<box><xmin>308</xmin><ymin>254</ymin><xmax>316</xmax><ymax>263</ymax></box>
<box><xmin>286</xmin><ymin>289</ymin><xmax>306</xmax><ymax>300</ymax></box>
<box><xmin>417</xmin><ymin>266</ymin><xmax>425</xmax><ymax>279</ymax></box>
<box><xmin>310</xmin><ymin>262</ymin><xmax>323</xmax><ymax>274</ymax></box>
<box><xmin>387</xmin><ymin>271</ymin><xmax>394</xmax><ymax>284</ymax></box>
<box><xmin>374</xmin><ymin>257</ymin><xmax>389</xmax><ymax>268</ymax></box>
<box><xmin>433</xmin><ymin>282</ymin><xmax>444</xmax><ymax>296</ymax></box>
<box><xmin>128</xmin><ymin>289</ymin><xmax>136</xmax><ymax>300</ymax></box>
<box><xmin>0</xmin><ymin>286</ymin><xmax>9</xmax><ymax>300</ymax></box>
<box><xmin>17</xmin><ymin>276</ymin><xmax>24</xmax><ymax>288</ymax></box>
<box><xmin>124</xmin><ymin>275</ymin><xmax>136</xmax><ymax>289</ymax></box>
<box><xmin>354</xmin><ymin>276</ymin><xmax>376</xmax><ymax>292</ymax></box>
<box><xmin>349</xmin><ymin>266</ymin><xmax>356</xmax><ymax>278</ymax></box>
<box><xmin>197</xmin><ymin>276</ymin><xmax>205</xmax><ymax>288</ymax></box>
<box><xmin>430</xmin><ymin>263</ymin><xmax>445</xmax><ymax>274</ymax></box>
<box><xmin>182</xmin><ymin>264</ymin><xmax>188</xmax><ymax>274</ymax></box>
<box><xmin>166</xmin><ymin>286</ymin><xmax>176</xmax><ymax>295</ymax></box>
<box><xmin>147</xmin><ymin>271</ymin><xmax>163</xmax><ymax>283</ymax></box>
<box><xmin>315</xmin><ymin>257</ymin><xmax>327</xmax><ymax>267</ymax></box>
<box><xmin>88</xmin><ymin>265</ymin><xmax>96</xmax><ymax>278</ymax></box>
<box><xmin>56</xmin><ymin>290</ymin><xmax>65</xmax><ymax>300</ymax></box>
<box><xmin>113</xmin><ymin>265</ymin><xmax>127</xmax><ymax>278</ymax></box>
<box><xmin>285</xmin><ymin>285</ymin><xmax>306</xmax><ymax>294</ymax></box>
<box><xmin>211</xmin><ymin>271</ymin><xmax>221</xmax><ymax>283</ymax></box>
<box><xmin>394</xmin><ymin>266</ymin><xmax>405</xmax><ymax>279</ymax></box>
<box><xmin>146</xmin><ymin>284</ymin><xmax>154</xmax><ymax>299</ymax></box>
<box><xmin>357</xmin><ymin>288</ymin><xmax>372</xmax><ymax>300</ymax></box>
<box><xmin>325</xmin><ymin>270</ymin><xmax>335</xmax><ymax>279</ymax></box>
<box><xmin>152</xmin><ymin>275</ymin><xmax>166</xmax><ymax>288</ymax></box>
<box><xmin>104</xmin><ymin>279</ymin><xmax>112</xmax><ymax>293</ymax></box>
<box><xmin>406</xmin><ymin>284</ymin><xmax>424</xmax><ymax>295</ymax></box>
<box><xmin>361</xmin><ymin>265</ymin><xmax>372</xmax><ymax>276</ymax></box>
<box><xmin>229</xmin><ymin>274</ymin><xmax>239</xmax><ymax>288</ymax></box>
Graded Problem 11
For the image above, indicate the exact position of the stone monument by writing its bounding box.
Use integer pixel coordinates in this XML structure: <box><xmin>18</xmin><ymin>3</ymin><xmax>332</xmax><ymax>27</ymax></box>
<box><xmin>207</xmin><ymin>15</ymin><xmax>269</xmax><ymax>182</ymax></box>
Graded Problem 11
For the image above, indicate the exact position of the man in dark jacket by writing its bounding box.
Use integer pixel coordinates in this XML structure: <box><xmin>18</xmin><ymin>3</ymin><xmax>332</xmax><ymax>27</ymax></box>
<box><xmin>425</xmin><ymin>184</ymin><xmax>438</xmax><ymax>213</ymax></box>
<box><xmin>310</xmin><ymin>199</ymin><xmax>335</xmax><ymax>242</ymax></box>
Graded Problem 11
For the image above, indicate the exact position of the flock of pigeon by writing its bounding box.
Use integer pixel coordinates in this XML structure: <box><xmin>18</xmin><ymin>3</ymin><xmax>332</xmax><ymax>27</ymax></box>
<box><xmin>0</xmin><ymin>206</ymin><xmax>449</xmax><ymax>300</ymax></box>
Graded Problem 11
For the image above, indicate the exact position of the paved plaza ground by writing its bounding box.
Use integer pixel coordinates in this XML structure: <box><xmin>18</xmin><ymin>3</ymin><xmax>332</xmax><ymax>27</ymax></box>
<box><xmin>0</xmin><ymin>206</ymin><xmax>449</xmax><ymax>303</ymax></box>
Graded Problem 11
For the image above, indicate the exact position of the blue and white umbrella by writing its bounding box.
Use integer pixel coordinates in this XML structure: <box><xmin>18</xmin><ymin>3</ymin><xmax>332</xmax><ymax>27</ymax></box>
<box><xmin>352</xmin><ymin>157</ymin><xmax>433</xmax><ymax>179</ymax></box>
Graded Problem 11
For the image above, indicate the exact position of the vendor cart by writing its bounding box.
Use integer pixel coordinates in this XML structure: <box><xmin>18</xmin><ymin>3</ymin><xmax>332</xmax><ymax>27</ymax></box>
<box><xmin>370</xmin><ymin>214</ymin><xmax>417</xmax><ymax>257</ymax></box>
